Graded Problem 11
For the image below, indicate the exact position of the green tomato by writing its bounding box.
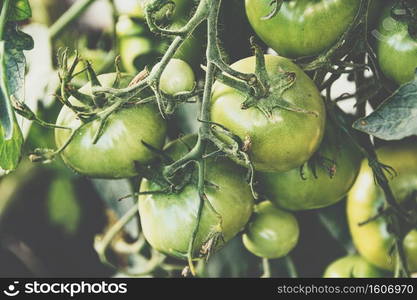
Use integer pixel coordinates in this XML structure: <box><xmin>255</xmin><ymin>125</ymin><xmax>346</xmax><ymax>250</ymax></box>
<box><xmin>55</xmin><ymin>73</ymin><xmax>167</xmax><ymax>178</ymax></box>
<box><xmin>376</xmin><ymin>5</ymin><xmax>417</xmax><ymax>85</ymax></box>
<box><xmin>116</xmin><ymin>15</ymin><xmax>147</xmax><ymax>37</ymax></box>
<box><xmin>117</xmin><ymin>17</ymin><xmax>203</xmax><ymax>73</ymax></box>
<box><xmin>245</xmin><ymin>0</ymin><xmax>365</xmax><ymax>58</ymax></box>
<box><xmin>116</xmin><ymin>16</ymin><xmax>156</xmax><ymax>73</ymax></box>
<box><xmin>210</xmin><ymin>55</ymin><xmax>326</xmax><ymax>173</ymax></box>
<box><xmin>258</xmin><ymin>123</ymin><xmax>362</xmax><ymax>211</ymax></box>
<box><xmin>347</xmin><ymin>143</ymin><xmax>417</xmax><ymax>272</ymax></box>
<box><xmin>119</xmin><ymin>37</ymin><xmax>154</xmax><ymax>73</ymax></box>
<box><xmin>117</xmin><ymin>1</ymin><xmax>203</xmax><ymax>73</ymax></box>
<box><xmin>153</xmin><ymin>58</ymin><xmax>195</xmax><ymax>96</ymax></box>
<box><xmin>242</xmin><ymin>201</ymin><xmax>299</xmax><ymax>259</ymax></box>
<box><xmin>138</xmin><ymin>135</ymin><xmax>254</xmax><ymax>259</ymax></box>
<box><xmin>323</xmin><ymin>255</ymin><xmax>388</xmax><ymax>278</ymax></box>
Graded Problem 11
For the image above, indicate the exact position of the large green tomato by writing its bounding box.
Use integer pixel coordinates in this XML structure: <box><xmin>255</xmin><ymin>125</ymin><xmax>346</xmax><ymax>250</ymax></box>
<box><xmin>138</xmin><ymin>135</ymin><xmax>254</xmax><ymax>260</ymax></box>
<box><xmin>258</xmin><ymin>123</ymin><xmax>362</xmax><ymax>211</ymax></box>
<box><xmin>376</xmin><ymin>5</ymin><xmax>417</xmax><ymax>85</ymax></box>
<box><xmin>245</xmin><ymin>0</ymin><xmax>362</xmax><ymax>58</ymax></box>
<box><xmin>55</xmin><ymin>73</ymin><xmax>167</xmax><ymax>178</ymax></box>
<box><xmin>210</xmin><ymin>55</ymin><xmax>325</xmax><ymax>173</ymax></box>
<box><xmin>347</xmin><ymin>143</ymin><xmax>417</xmax><ymax>272</ymax></box>
<box><xmin>323</xmin><ymin>255</ymin><xmax>388</xmax><ymax>278</ymax></box>
<box><xmin>242</xmin><ymin>201</ymin><xmax>299</xmax><ymax>259</ymax></box>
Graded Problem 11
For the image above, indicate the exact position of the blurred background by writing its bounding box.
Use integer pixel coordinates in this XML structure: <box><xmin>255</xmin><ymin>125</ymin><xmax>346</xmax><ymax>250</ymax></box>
<box><xmin>0</xmin><ymin>0</ymin><xmax>364</xmax><ymax>278</ymax></box>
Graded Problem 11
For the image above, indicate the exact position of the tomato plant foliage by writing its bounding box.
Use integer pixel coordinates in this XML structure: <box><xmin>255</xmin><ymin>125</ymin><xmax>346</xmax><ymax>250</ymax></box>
<box><xmin>354</xmin><ymin>71</ymin><xmax>417</xmax><ymax>140</ymax></box>
<box><xmin>0</xmin><ymin>0</ymin><xmax>33</xmax><ymax>171</ymax></box>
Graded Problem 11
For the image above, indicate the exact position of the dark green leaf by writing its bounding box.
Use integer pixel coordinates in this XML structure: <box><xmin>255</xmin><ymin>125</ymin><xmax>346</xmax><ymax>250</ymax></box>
<box><xmin>0</xmin><ymin>41</ymin><xmax>14</xmax><ymax>140</ymax></box>
<box><xmin>353</xmin><ymin>71</ymin><xmax>417</xmax><ymax>140</ymax></box>
<box><xmin>5</xmin><ymin>23</ymin><xmax>34</xmax><ymax>51</ymax></box>
<box><xmin>0</xmin><ymin>118</ymin><xmax>23</xmax><ymax>171</ymax></box>
<box><xmin>5</xmin><ymin>0</ymin><xmax>32</xmax><ymax>21</ymax></box>
<box><xmin>4</xmin><ymin>25</ymin><xmax>32</xmax><ymax>102</ymax></box>
<box><xmin>0</xmin><ymin>24</ymin><xmax>31</xmax><ymax>169</ymax></box>
<box><xmin>0</xmin><ymin>24</ymin><xmax>31</xmax><ymax>137</ymax></box>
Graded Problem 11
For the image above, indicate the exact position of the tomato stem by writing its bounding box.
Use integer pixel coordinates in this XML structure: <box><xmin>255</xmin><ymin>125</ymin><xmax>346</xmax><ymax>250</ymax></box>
<box><xmin>261</xmin><ymin>258</ymin><xmax>271</xmax><ymax>278</ymax></box>
<box><xmin>49</xmin><ymin>0</ymin><xmax>97</xmax><ymax>40</ymax></box>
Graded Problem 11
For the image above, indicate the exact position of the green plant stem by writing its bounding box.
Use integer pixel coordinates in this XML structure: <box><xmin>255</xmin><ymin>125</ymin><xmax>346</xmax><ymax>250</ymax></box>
<box><xmin>261</xmin><ymin>258</ymin><xmax>271</xmax><ymax>278</ymax></box>
<box><xmin>122</xmin><ymin>250</ymin><xmax>166</xmax><ymax>277</ymax></box>
<box><xmin>324</xmin><ymin>54</ymin><xmax>411</xmax><ymax>277</ymax></box>
<box><xmin>283</xmin><ymin>256</ymin><xmax>298</xmax><ymax>278</ymax></box>
<box><xmin>0</xmin><ymin>0</ymin><xmax>10</xmax><ymax>40</ymax></box>
<box><xmin>49</xmin><ymin>0</ymin><xmax>97</xmax><ymax>40</ymax></box>
<box><xmin>163</xmin><ymin>0</ymin><xmax>219</xmax><ymax>178</ymax></box>
<box><xmin>94</xmin><ymin>204</ymin><xmax>139</xmax><ymax>268</ymax></box>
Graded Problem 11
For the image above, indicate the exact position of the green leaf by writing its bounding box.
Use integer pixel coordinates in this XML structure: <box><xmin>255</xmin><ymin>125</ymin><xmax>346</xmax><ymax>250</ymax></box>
<box><xmin>4</xmin><ymin>25</ymin><xmax>33</xmax><ymax>102</ymax></box>
<box><xmin>353</xmin><ymin>70</ymin><xmax>417</xmax><ymax>140</ymax></box>
<box><xmin>0</xmin><ymin>40</ymin><xmax>14</xmax><ymax>140</ymax></box>
<box><xmin>0</xmin><ymin>117</ymin><xmax>23</xmax><ymax>171</ymax></box>
<box><xmin>0</xmin><ymin>24</ymin><xmax>32</xmax><ymax>169</ymax></box>
<box><xmin>4</xmin><ymin>0</ymin><xmax>32</xmax><ymax>21</ymax></box>
<box><xmin>5</xmin><ymin>23</ymin><xmax>34</xmax><ymax>51</ymax></box>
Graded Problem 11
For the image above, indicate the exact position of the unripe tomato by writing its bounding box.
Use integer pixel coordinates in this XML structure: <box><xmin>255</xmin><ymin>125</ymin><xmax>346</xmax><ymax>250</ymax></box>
<box><xmin>245</xmin><ymin>0</ymin><xmax>361</xmax><ymax>58</ymax></box>
<box><xmin>323</xmin><ymin>255</ymin><xmax>388</xmax><ymax>278</ymax></box>
<box><xmin>116</xmin><ymin>1</ymin><xmax>203</xmax><ymax>73</ymax></box>
<box><xmin>347</xmin><ymin>143</ymin><xmax>417</xmax><ymax>272</ymax></box>
<box><xmin>404</xmin><ymin>230</ymin><xmax>417</xmax><ymax>271</ymax></box>
<box><xmin>138</xmin><ymin>135</ymin><xmax>254</xmax><ymax>260</ymax></box>
<box><xmin>153</xmin><ymin>58</ymin><xmax>195</xmax><ymax>96</ymax></box>
<box><xmin>116</xmin><ymin>16</ymin><xmax>155</xmax><ymax>73</ymax></box>
<box><xmin>258</xmin><ymin>123</ymin><xmax>362</xmax><ymax>211</ymax></box>
<box><xmin>376</xmin><ymin>5</ymin><xmax>417</xmax><ymax>85</ymax></box>
<box><xmin>55</xmin><ymin>73</ymin><xmax>167</xmax><ymax>178</ymax></box>
<box><xmin>242</xmin><ymin>201</ymin><xmax>299</xmax><ymax>259</ymax></box>
<box><xmin>211</xmin><ymin>55</ymin><xmax>326</xmax><ymax>173</ymax></box>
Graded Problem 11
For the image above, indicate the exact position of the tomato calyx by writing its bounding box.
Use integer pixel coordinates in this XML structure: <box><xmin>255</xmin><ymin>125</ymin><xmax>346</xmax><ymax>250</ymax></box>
<box><xmin>391</xmin><ymin>0</ymin><xmax>417</xmax><ymax>39</ymax></box>
<box><xmin>300</xmin><ymin>153</ymin><xmax>337</xmax><ymax>181</ymax></box>
<box><xmin>200</xmin><ymin>228</ymin><xmax>225</xmax><ymax>261</ymax></box>
<box><xmin>219</xmin><ymin>38</ymin><xmax>319</xmax><ymax>119</ymax></box>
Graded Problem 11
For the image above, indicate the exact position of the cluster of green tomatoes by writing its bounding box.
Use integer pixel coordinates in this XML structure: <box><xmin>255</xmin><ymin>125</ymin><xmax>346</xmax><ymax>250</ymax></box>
<box><xmin>49</xmin><ymin>0</ymin><xmax>417</xmax><ymax>277</ymax></box>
